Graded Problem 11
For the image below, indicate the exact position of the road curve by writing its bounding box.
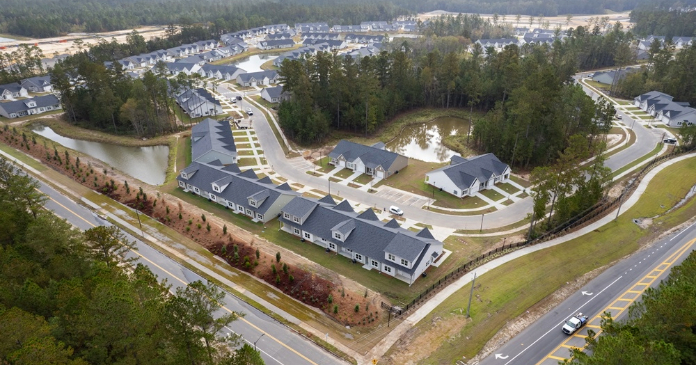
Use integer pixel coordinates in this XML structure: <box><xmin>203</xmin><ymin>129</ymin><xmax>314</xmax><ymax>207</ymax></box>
<box><xmin>244</xmin><ymin>78</ymin><xmax>661</xmax><ymax>230</ymax></box>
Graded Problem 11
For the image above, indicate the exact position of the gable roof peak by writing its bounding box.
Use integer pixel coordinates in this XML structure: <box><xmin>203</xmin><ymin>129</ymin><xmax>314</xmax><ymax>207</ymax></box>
<box><xmin>333</xmin><ymin>200</ymin><xmax>354</xmax><ymax>213</ymax></box>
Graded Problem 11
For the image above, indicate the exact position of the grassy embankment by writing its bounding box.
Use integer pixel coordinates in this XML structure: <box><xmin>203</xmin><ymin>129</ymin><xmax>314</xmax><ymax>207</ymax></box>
<box><xmin>389</xmin><ymin>156</ymin><xmax>696</xmax><ymax>363</ymax></box>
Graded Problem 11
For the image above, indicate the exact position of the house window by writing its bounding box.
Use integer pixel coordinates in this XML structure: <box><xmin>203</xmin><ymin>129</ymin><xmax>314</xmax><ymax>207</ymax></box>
<box><xmin>383</xmin><ymin>266</ymin><xmax>392</xmax><ymax>273</ymax></box>
<box><xmin>256</xmin><ymin>213</ymin><xmax>263</xmax><ymax>220</ymax></box>
<box><xmin>228</xmin><ymin>202</ymin><xmax>234</xmax><ymax>208</ymax></box>
<box><xmin>400</xmin><ymin>258</ymin><xmax>409</xmax><ymax>266</ymax></box>
<box><xmin>249</xmin><ymin>200</ymin><xmax>257</xmax><ymax>207</ymax></box>
<box><xmin>210</xmin><ymin>195</ymin><xmax>217</xmax><ymax>201</ymax></box>
<box><xmin>293</xmin><ymin>216</ymin><xmax>300</xmax><ymax>223</ymax></box>
<box><xmin>284</xmin><ymin>212</ymin><xmax>290</xmax><ymax>219</ymax></box>
<box><xmin>347</xmin><ymin>163</ymin><xmax>354</xmax><ymax>169</ymax></box>
<box><xmin>334</xmin><ymin>232</ymin><xmax>341</xmax><ymax>239</ymax></box>
<box><xmin>304</xmin><ymin>232</ymin><xmax>311</xmax><ymax>239</ymax></box>
<box><xmin>178</xmin><ymin>181</ymin><xmax>185</xmax><ymax>188</ymax></box>
<box><xmin>329</xmin><ymin>243</ymin><xmax>336</xmax><ymax>250</ymax></box>
<box><xmin>453</xmin><ymin>190</ymin><xmax>458</xmax><ymax>195</ymax></box>
<box><xmin>213</xmin><ymin>186</ymin><xmax>219</xmax><ymax>192</ymax></box>
<box><xmin>194</xmin><ymin>187</ymin><xmax>200</xmax><ymax>193</ymax></box>
<box><xmin>293</xmin><ymin>228</ymin><xmax>300</xmax><ymax>235</ymax></box>
<box><xmin>371</xmin><ymin>260</ymin><xmax>379</xmax><ymax>268</ymax></box>
<box><xmin>388</xmin><ymin>254</ymin><xmax>395</xmax><ymax>261</ymax></box>
<box><xmin>246</xmin><ymin>209</ymin><xmax>252</xmax><ymax>215</ymax></box>
<box><xmin>355</xmin><ymin>254</ymin><xmax>363</xmax><ymax>261</ymax></box>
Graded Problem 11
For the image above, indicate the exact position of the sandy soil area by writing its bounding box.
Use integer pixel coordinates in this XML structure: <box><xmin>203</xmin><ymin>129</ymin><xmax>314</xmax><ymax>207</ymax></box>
<box><xmin>1</xmin><ymin>26</ymin><xmax>169</xmax><ymax>56</ymax></box>
<box><xmin>418</xmin><ymin>11</ymin><xmax>632</xmax><ymax>31</ymax></box>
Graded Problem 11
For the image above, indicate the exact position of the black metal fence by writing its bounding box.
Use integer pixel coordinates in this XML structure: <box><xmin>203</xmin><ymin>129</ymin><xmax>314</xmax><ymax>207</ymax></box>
<box><xmin>382</xmin><ymin>146</ymin><xmax>694</xmax><ymax>317</ymax></box>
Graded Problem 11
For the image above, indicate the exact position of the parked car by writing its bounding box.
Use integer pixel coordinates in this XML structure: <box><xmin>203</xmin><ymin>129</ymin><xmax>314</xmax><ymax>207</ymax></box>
<box><xmin>246</xmin><ymin>108</ymin><xmax>253</xmax><ymax>116</ymax></box>
<box><xmin>664</xmin><ymin>138</ymin><xmax>677</xmax><ymax>144</ymax></box>
<box><xmin>236</xmin><ymin>95</ymin><xmax>242</xmax><ymax>101</ymax></box>
<box><xmin>616</xmin><ymin>114</ymin><xmax>622</xmax><ymax>120</ymax></box>
<box><xmin>230</xmin><ymin>97</ymin><xmax>236</xmax><ymax>103</ymax></box>
<box><xmin>388</xmin><ymin>206</ymin><xmax>404</xmax><ymax>216</ymax></box>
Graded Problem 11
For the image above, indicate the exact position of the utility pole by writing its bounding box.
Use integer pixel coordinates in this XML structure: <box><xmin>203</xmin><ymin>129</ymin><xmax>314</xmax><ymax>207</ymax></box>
<box><xmin>614</xmin><ymin>193</ymin><xmax>624</xmax><ymax>221</ymax></box>
<box><xmin>466</xmin><ymin>272</ymin><xmax>477</xmax><ymax>318</ymax></box>
<box><xmin>480</xmin><ymin>213</ymin><xmax>485</xmax><ymax>232</ymax></box>
<box><xmin>135</xmin><ymin>209</ymin><xmax>144</xmax><ymax>236</ymax></box>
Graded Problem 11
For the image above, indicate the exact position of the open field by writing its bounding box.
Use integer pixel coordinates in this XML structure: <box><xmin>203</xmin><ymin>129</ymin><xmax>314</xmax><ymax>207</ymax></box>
<box><xmin>418</xmin><ymin>11</ymin><xmax>631</xmax><ymax>31</ymax></box>
<box><xmin>384</xmin><ymin>156</ymin><xmax>696</xmax><ymax>364</ymax></box>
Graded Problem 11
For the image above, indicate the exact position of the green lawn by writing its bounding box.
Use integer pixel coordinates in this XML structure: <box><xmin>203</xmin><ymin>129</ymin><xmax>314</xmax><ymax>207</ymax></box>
<box><xmin>329</xmin><ymin>177</ymin><xmax>342</xmax><ymax>183</ymax></box>
<box><xmin>236</xmin><ymin>143</ymin><xmax>251</xmax><ymax>149</ymax></box>
<box><xmin>237</xmin><ymin>157</ymin><xmax>257</xmax><ymax>167</ymax></box>
<box><xmin>479</xmin><ymin>188</ymin><xmax>506</xmax><ymax>202</ymax></box>
<box><xmin>509</xmin><ymin>175</ymin><xmax>531</xmax><ymax>188</ymax></box>
<box><xmin>354</xmin><ymin>174</ymin><xmax>374</xmax><ymax>185</ymax></box>
<box><xmin>237</xmin><ymin>149</ymin><xmax>256</xmax><ymax>156</ymax></box>
<box><xmin>392</xmin><ymin>156</ymin><xmax>696</xmax><ymax>363</ymax></box>
<box><xmin>334</xmin><ymin>168</ymin><xmax>356</xmax><ymax>179</ymax></box>
<box><xmin>314</xmin><ymin>157</ymin><xmax>336</xmax><ymax>173</ymax></box>
<box><xmin>638</xmin><ymin>115</ymin><xmax>656</xmax><ymax>120</ymax></box>
<box><xmin>496</xmin><ymin>182</ymin><xmax>520</xmax><ymax>195</ymax></box>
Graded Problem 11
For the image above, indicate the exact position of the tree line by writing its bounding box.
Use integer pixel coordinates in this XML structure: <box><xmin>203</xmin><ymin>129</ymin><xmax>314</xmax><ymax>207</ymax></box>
<box><xmin>629</xmin><ymin>7</ymin><xmax>696</xmax><ymax>38</ymax></box>
<box><xmin>0</xmin><ymin>0</ymin><xmax>408</xmax><ymax>38</ymax></box>
<box><xmin>0</xmin><ymin>158</ymin><xmax>264</xmax><ymax>364</ymax></box>
<box><xmin>565</xmin><ymin>249</ymin><xmax>696</xmax><ymax>365</ymax></box>
<box><xmin>278</xmin><ymin>22</ymin><xmax>626</xmax><ymax>167</ymax></box>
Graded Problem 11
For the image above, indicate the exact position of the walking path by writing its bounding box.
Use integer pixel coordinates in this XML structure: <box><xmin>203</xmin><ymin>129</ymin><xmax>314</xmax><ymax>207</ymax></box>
<box><xmin>364</xmin><ymin>153</ymin><xmax>696</xmax><ymax>362</ymax></box>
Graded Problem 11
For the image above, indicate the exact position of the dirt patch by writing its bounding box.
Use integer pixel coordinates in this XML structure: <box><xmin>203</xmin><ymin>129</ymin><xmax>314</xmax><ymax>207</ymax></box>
<box><xmin>388</xmin><ymin>315</ymin><xmax>469</xmax><ymax>365</ymax></box>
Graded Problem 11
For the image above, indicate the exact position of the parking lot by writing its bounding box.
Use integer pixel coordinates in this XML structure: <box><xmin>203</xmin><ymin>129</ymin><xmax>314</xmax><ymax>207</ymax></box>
<box><xmin>374</xmin><ymin>186</ymin><xmax>433</xmax><ymax>209</ymax></box>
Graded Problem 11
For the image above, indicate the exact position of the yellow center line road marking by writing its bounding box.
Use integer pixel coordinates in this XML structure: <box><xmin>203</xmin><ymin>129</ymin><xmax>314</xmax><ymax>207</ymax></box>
<box><xmin>535</xmin><ymin>236</ymin><xmax>696</xmax><ymax>365</ymax></box>
<box><xmin>44</xmin><ymin>195</ymin><xmax>319</xmax><ymax>365</ymax></box>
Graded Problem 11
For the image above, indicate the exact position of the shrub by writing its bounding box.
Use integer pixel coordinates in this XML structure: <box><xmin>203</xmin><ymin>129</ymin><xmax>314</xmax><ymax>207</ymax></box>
<box><xmin>364</xmin><ymin>289</ymin><xmax>368</xmax><ymax>298</ymax></box>
<box><xmin>206</xmin><ymin>223</ymin><xmax>211</xmax><ymax>232</ymax></box>
<box><xmin>152</xmin><ymin>199</ymin><xmax>157</xmax><ymax>207</ymax></box>
<box><xmin>201</xmin><ymin>214</ymin><xmax>206</xmax><ymax>222</ymax></box>
<box><xmin>289</xmin><ymin>274</ymin><xmax>294</xmax><ymax>283</ymax></box>
<box><xmin>166</xmin><ymin>206</ymin><xmax>170</xmax><ymax>214</ymax></box>
<box><xmin>366</xmin><ymin>303</ymin><xmax>369</xmax><ymax>312</ymax></box>
<box><xmin>233</xmin><ymin>252</ymin><xmax>239</xmax><ymax>262</ymax></box>
<box><xmin>186</xmin><ymin>227</ymin><xmax>190</xmax><ymax>232</ymax></box>
<box><xmin>244</xmin><ymin>257</ymin><xmax>251</xmax><ymax>270</ymax></box>
<box><xmin>341</xmin><ymin>288</ymin><xmax>345</xmax><ymax>297</ymax></box>
<box><xmin>255</xmin><ymin>248</ymin><xmax>260</xmax><ymax>259</ymax></box>
<box><xmin>179</xmin><ymin>212</ymin><xmax>182</xmax><ymax>220</ymax></box>
<box><xmin>354</xmin><ymin>305</ymin><xmax>360</xmax><ymax>313</ymax></box>
<box><xmin>271</xmin><ymin>264</ymin><xmax>277</xmax><ymax>275</ymax></box>
<box><xmin>276</xmin><ymin>252</ymin><xmax>281</xmax><ymax>263</ymax></box>
<box><xmin>328</xmin><ymin>295</ymin><xmax>333</xmax><ymax>304</ymax></box>
<box><xmin>222</xmin><ymin>244</ymin><xmax>227</xmax><ymax>254</ymax></box>
<box><xmin>333</xmin><ymin>305</ymin><xmax>338</xmax><ymax>314</ymax></box>
<box><xmin>282</xmin><ymin>263</ymin><xmax>288</xmax><ymax>275</ymax></box>
<box><xmin>223</xmin><ymin>224</ymin><xmax>227</xmax><ymax>234</ymax></box>
<box><xmin>196</xmin><ymin>223</ymin><xmax>201</xmax><ymax>229</ymax></box>
<box><xmin>275</xmin><ymin>275</ymin><xmax>281</xmax><ymax>285</ymax></box>
<box><xmin>188</xmin><ymin>219</ymin><xmax>192</xmax><ymax>225</ymax></box>
<box><xmin>233</xmin><ymin>244</ymin><xmax>238</xmax><ymax>254</ymax></box>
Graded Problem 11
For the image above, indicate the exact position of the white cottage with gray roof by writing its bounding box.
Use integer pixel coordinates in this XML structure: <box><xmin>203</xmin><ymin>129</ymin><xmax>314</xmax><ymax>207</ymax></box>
<box><xmin>328</xmin><ymin>140</ymin><xmax>408</xmax><ymax>180</ymax></box>
<box><xmin>0</xmin><ymin>94</ymin><xmax>62</xmax><ymax>119</ymax></box>
<box><xmin>280</xmin><ymin>195</ymin><xmax>443</xmax><ymax>284</ymax></box>
<box><xmin>425</xmin><ymin>154</ymin><xmax>510</xmax><ymax>198</ymax></box>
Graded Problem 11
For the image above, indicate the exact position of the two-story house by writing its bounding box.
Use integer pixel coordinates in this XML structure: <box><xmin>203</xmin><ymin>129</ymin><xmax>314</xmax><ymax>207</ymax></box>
<box><xmin>279</xmin><ymin>195</ymin><xmax>443</xmax><ymax>285</ymax></box>
<box><xmin>177</xmin><ymin>161</ymin><xmax>297</xmax><ymax>223</ymax></box>
<box><xmin>328</xmin><ymin>140</ymin><xmax>408</xmax><ymax>180</ymax></box>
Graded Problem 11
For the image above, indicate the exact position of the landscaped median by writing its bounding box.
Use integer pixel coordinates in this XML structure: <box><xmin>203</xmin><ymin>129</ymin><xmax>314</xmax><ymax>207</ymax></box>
<box><xmin>382</xmin><ymin>155</ymin><xmax>696</xmax><ymax>364</ymax></box>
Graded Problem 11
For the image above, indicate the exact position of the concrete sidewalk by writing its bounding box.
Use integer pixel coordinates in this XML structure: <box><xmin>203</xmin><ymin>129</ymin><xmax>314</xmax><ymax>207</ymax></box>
<box><xmin>365</xmin><ymin>153</ymin><xmax>696</xmax><ymax>362</ymax></box>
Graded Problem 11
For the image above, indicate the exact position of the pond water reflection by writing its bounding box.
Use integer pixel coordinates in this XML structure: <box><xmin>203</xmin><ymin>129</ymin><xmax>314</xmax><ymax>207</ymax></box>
<box><xmin>31</xmin><ymin>125</ymin><xmax>169</xmax><ymax>185</ymax></box>
<box><xmin>386</xmin><ymin>117</ymin><xmax>470</xmax><ymax>163</ymax></box>
<box><xmin>231</xmin><ymin>54</ymin><xmax>279</xmax><ymax>73</ymax></box>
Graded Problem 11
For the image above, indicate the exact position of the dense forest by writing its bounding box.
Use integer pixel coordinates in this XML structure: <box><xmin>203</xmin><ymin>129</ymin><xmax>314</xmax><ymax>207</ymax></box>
<box><xmin>0</xmin><ymin>0</ymin><xmax>406</xmax><ymax>38</ymax></box>
<box><xmin>2</xmin><ymin>0</ymin><xmax>695</xmax><ymax>38</ymax></box>
<box><xmin>0</xmin><ymin>158</ymin><xmax>264</xmax><ymax>364</ymax></box>
<box><xmin>629</xmin><ymin>7</ymin><xmax>696</xmax><ymax>37</ymax></box>
<box><xmin>615</xmin><ymin>42</ymin><xmax>696</xmax><ymax>106</ymax></box>
<box><xmin>565</xmin><ymin>250</ymin><xmax>696</xmax><ymax>365</ymax></box>
<box><xmin>278</xmin><ymin>21</ymin><xmax>626</xmax><ymax>167</ymax></box>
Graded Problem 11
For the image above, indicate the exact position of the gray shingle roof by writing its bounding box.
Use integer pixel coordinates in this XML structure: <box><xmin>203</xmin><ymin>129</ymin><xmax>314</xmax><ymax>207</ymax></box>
<box><xmin>262</xmin><ymin>85</ymin><xmax>283</xmax><ymax>99</ymax></box>
<box><xmin>177</xmin><ymin>161</ymin><xmax>297</xmax><ymax>215</ymax></box>
<box><xmin>0</xmin><ymin>83</ymin><xmax>24</xmax><ymax>94</ymax></box>
<box><xmin>328</xmin><ymin>140</ymin><xmax>404</xmax><ymax>171</ymax></box>
<box><xmin>237</xmin><ymin>70</ymin><xmax>279</xmax><ymax>83</ymax></box>
<box><xmin>191</xmin><ymin>118</ymin><xmax>236</xmax><ymax>162</ymax></box>
<box><xmin>280</xmin><ymin>196</ymin><xmax>441</xmax><ymax>275</ymax></box>
<box><xmin>0</xmin><ymin>94</ymin><xmax>60</xmax><ymax>114</ymax></box>
<box><xmin>429</xmin><ymin>153</ymin><xmax>509</xmax><ymax>190</ymax></box>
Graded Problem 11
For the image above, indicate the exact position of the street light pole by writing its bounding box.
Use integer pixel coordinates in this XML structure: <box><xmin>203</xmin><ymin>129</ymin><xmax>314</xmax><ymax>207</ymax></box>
<box><xmin>466</xmin><ymin>272</ymin><xmax>477</xmax><ymax>318</ymax></box>
<box><xmin>253</xmin><ymin>333</ymin><xmax>265</xmax><ymax>351</ymax></box>
<box><xmin>480</xmin><ymin>213</ymin><xmax>485</xmax><ymax>232</ymax></box>
<box><xmin>135</xmin><ymin>209</ymin><xmax>143</xmax><ymax>236</ymax></box>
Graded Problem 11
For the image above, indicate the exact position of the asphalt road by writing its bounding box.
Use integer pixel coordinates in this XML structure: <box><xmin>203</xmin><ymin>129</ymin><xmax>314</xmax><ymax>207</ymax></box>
<box><xmin>36</xmin><ymin>175</ymin><xmax>346</xmax><ymax>365</ymax></box>
<box><xmin>243</xmin><ymin>80</ymin><xmax>659</xmax><ymax>230</ymax></box>
<box><xmin>477</xmin><ymin>221</ymin><xmax>696</xmax><ymax>365</ymax></box>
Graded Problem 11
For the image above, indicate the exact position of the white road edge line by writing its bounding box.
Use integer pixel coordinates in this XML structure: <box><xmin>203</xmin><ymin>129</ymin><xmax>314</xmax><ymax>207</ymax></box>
<box><xmin>503</xmin><ymin>276</ymin><xmax>623</xmax><ymax>365</ymax></box>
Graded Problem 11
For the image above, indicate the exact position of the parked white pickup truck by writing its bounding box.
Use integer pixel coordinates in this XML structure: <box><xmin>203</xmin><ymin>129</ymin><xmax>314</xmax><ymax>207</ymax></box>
<box><xmin>562</xmin><ymin>313</ymin><xmax>589</xmax><ymax>335</ymax></box>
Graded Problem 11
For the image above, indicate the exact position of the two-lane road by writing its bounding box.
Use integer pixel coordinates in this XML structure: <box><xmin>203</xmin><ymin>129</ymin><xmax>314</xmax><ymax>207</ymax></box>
<box><xmin>37</xmin><ymin>175</ymin><xmax>346</xmax><ymax>365</ymax></box>
<box><xmin>478</xmin><ymin>222</ymin><xmax>696</xmax><ymax>365</ymax></box>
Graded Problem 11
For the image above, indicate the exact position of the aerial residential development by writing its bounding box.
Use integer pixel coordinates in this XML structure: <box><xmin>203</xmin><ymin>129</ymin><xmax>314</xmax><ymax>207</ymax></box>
<box><xmin>2</xmin><ymin>3</ymin><xmax>696</xmax><ymax>365</ymax></box>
